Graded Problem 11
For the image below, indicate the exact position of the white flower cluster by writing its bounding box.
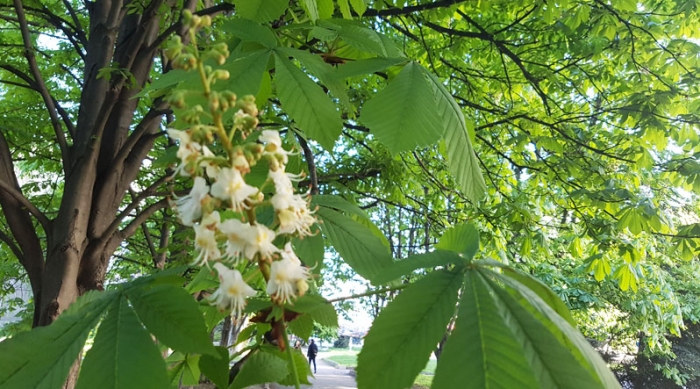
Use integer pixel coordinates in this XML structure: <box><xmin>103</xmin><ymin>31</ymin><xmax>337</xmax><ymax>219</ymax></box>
<box><xmin>169</xmin><ymin>128</ymin><xmax>315</xmax><ymax>316</ymax></box>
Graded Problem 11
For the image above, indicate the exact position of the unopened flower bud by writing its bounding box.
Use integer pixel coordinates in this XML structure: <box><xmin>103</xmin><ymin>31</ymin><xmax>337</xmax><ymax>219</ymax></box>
<box><xmin>233</xmin><ymin>154</ymin><xmax>250</xmax><ymax>173</ymax></box>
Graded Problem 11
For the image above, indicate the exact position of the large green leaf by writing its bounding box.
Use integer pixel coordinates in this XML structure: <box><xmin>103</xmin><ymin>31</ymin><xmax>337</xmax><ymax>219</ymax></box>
<box><xmin>312</xmin><ymin>194</ymin><xmax>369</xmax><ymax>219</ymax></box>
<box><xmin>318</xmin><ymin>19</ymin><xmax>400</xmax><ymax>56</ymax></box>
<box><xmin>0</xmin><ymin>291</ymin><xmax>115</xmax><ymax>389</ymax></box>
<box><xmin>316</xmin><ymin>207</ymin><xmax>392</xmax><ymax>281</ymax></box>
<box><xmin>483</xmin><ymin>272</ymin><xmax>614</xmax><ymax>389</ymax></box>
<box><xmin>421</xmin><ymin>68</ymin><xmax>486</xmax><ymax>202</ymax></box>
<box><xmin>292</xmin><ymin>231</ymin><xmax>325</xmax><ymax>272</ymax></box>
<box><xmin>286</xmin><ymin>294</ymin><xmax>338</xmax><ymax>328</ymax></box>
<box><xmin>432</xmin><ymin>271</ymin><xmax>540</xmax><ymax>389</ymax></box>
<box><xmin>301</xmin><ymin>0</ymin><xmax>319</xmax><ymax>21</ymax></box>
<box><xmin>334</xmin><ymin>57</ymin><xmax>407</xmax><ymax>79</ymax></box>
<box><xmin>288</xmin><ymin>313</ymin><xmax>314</xmax><ymax>341</ymax></box>
<box><xmin>485</xmin><ymin>269</ymin><xmax>621</xmax><ymax>388</ymax></box>
<box><xmin>276</xmin><ymin>348</ymin><xmax>313</xmax><ymax>386</ymax></box>
<box><xmin>497</xmin><ymin>267</ymin><xmax>577</xmax><ymax>327</ymax></box>
<box><xmin>218</xmin><ymin>49</ymin><xmax>271</xmax><ymax>96</ymax></box>
<box><xmin>349</xmin><ymin>0</ymin><xmax>367</xmax><ymax>16</ymax></box>
<box><xmin>199</xmin><ymin>346</ymin><xmax>230</xmax><ymax>389</ymax></box>
<box><xmin>357</xmin><ymin>271</ymin><xmax>462</xmax><ymax>389</ymax></box>
<box><xmin>274</xmin><ymin>52</ymin><xmax>343</xmax><ymax>150</ymax></box>
<box><xmin>127</xmin><ymin>284</ymin><xmax>216</xmax><ymax>356</ymax></box>
<box><xmin>372</xmin><ymin>250</ymin><xmax>464</xmax><ymax>285</ymax></box>
<box><xmin>76</xmin><ymin>297</ymin><xmax>169</xmax><ymax>389</ymax></box>
<box><xmin>166</xmin><ymin>352</ymin><xmax>201</xmax><ymax>386</ymax></box>
<box><xmin>361</xmin><ymin>62</ymin><xmax>443</xmax><ymax>154</ymax></box>
<box><xmin>230</xmin><ymin>351</ymin><xmax>288</xmax><ymax>389</ymax></box>
<box><xmin>233</xmin><ymin>0</ymin><xmax>287</xmax><ymax>22</ymax></box>
<box><xmin>277</xmin><ymin>47</ymin><xmax>352</xmax><ymax>112</ymax></box>
<box><xmin>223</xmin><ymin>19</ymin><xmax>277</xmax><ymax>48</ymax></box>
<box><xmin>317</xmin><ymin>0</ymin><xmax>334</xmax><ymax>19</ymax></box>
<box><xmin>434</xmin><ymin>223</ymin><xmax>480</xmax><ymax>260</ymax></box>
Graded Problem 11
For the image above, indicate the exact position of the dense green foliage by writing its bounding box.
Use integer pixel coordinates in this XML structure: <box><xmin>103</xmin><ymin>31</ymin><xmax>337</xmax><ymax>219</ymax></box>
<box><xmin>0</xmin><ymin>0</ymin><xmax>699</xmax><ymax>388</ymax></box>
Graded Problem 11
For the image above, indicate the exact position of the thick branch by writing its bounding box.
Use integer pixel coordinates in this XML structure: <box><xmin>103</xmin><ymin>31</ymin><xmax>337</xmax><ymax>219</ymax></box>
<box><xmin>104</xmin><ymin>175</ymin><xmax>171</xmax><ymax>239</ymax></box>
<box><xmin>116</xmin><ymin>199</ymin><xmax>170</xmax><ymax>241</ymax></box>
<box><xmin>363</xmin><ymin>0</ymin><xmax>467</xmax><ymax>17</ymax></box>
<box><xmin>13</xmin><ymin>0</ymin><xmax>71</xmax><ymax>170</ymax></box>
<box><xmin>0</xmin><ymin>179</ymin><xmax>51</xmax><ymax>231</ymax></box>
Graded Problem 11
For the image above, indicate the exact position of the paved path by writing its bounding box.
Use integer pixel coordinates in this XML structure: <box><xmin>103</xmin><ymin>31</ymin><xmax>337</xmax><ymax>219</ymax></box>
<box><xmin>271</xmin><ymin>357</ymin><xmax>357</xmax><ymax>389</ymax></box>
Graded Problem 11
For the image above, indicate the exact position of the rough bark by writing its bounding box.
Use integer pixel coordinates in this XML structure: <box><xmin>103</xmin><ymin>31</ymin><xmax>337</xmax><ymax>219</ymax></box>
<box><xmin>0</xmin><ymin>1</ymin><xmax>188</xmax><ymax>328</ymax></box>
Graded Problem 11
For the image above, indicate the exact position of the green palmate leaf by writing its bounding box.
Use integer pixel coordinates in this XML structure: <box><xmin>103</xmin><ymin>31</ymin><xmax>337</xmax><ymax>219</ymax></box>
<box><xmin>230</xmin><ymin>351</ymin><xmax>288</xmax><ymax>389</ymax></box>
<box><xmin>277</xmin><ymin>47</ymin><xmax>352</xmax><ymax>112</ymax></box>
<box><xmin>185</xmin><ymin>266</ymin><xmax>218</xmax><ymax>294</ymax></box>
<box><xmin>287</xmin><ymin>294</ymin><xmax>338</xmax><ymax>328</ymax></box>
<box><xmin>0</xmin><ymin>291</ymin><xmax>115</xmax><ymax>389</ymax></box>
<box><xmin>292</xmin><ymin>231</ymin><xmax>325</xmax><ymax>272</ymax></box>
<box><xmin>223</xmin><ymin>19</ymin><xmax>277</xmax><ymax>48</ymax></box>
<box><xmin>334</xmin><ymin>57</ymin><xmax>407</xmax><ymax>79</ymax></box>
<box><xmin>76</xmin><ymin>297</ymin><xmax>169</xmax><ymax>389</ymax></box>
<box><xmin>482</xmin><ymin>271</ymin><xmax>620</xmax><ymax>389</ymax></box>
<box><xmin>233</xmin><ymin>0</ymin><xmax>287</xmax><ymax>22</ymax></box>
<box><xmin>357</xmin><ymin>271</ymin><xmax>462</xmax><ymax>389</ymax></box>
<box><xmin>127</xmin><ymin>284</ymin><xmax>216</xmax><ymax>356</ymax></box>
<box><xmin>317</xmin><ymin>0</ymin><xmax>334</xmax><ymax>19</ymax></box>
<box><xmin>312</xmin><ymin>195</ymin><xmax>369</xmax><ymax>219</ymax></box>
<box><xmin>316</xmin><ymin>207</ymin><xmax>392</xmax><ymax>282</ymax></box>
<box><xmin>421</xmin><ymin>68</ymin><xmax>486</xmax><ymax>202</ymax></box>
<box><xmin>349</xmin><ymin>0</ymin><xmax>367</xmax><ymax>16</ymax></box>
<box><xmin>301</xmin><ymin>0</ymin><xmax>319</xmax><ymax>21</ymax></box>
<box><xmin>167</xmin><ymin>352</ymin><xmax>201</xmax><ymax>386</ymax></box>
<box><xmin>372</xmin><ymin>250</ymin><xmax>464</xmax><ymax>285</ymax></box>
<box><xmin>201</xmin><ymin>303</ymin><xmax>229</xmax><ymax>332</ymax></box>
<box><xmin>337</xmin><ymin>0</ymin><xmax>352</xmax><ymax>19</ymax></box>
<box><xmin>498</xmin><ymin>267</ymin><xmax>578</xmax><ymax>327</ymax></box>
<box><xmin>435</xmin><ymin>223</ymin><xmax>480</xmax><ymax>260</ymax></box>
<box><xmin>274</xmin><ymin>53</ymin><xmax>343</xmax><ymax>150</ymax></box>
<box><xmin>361</xmin><ymin>62</ymin><xmax>443</xmax><ymax>154</ymax></box>
<box><xmin>276</xmin><ymin>348</ymin><xmax>313</xmax><ymax>385</ymax></box>
<box><xmin>199</xmin><ymin>346</ymin><xmax>230</xmax><ymax>389</ymax></box>
<box><xmin>288</xmin><ymin>313</ymin><xmax>314</xmax><ymax>341</ymax></box>
<box><xmin>218</xmin><ymin>49</ymin><xmax>271</xmax><ymax>96</ymax></box>
<box><xmin>432</xmin><ymin>271</ymin><xmax>540</xmax><ymax>389</ymax></box>
<box><xmin>319</xmin><ymin>19</ymin><xmax>399</xmax><ymax>56</ymax></box>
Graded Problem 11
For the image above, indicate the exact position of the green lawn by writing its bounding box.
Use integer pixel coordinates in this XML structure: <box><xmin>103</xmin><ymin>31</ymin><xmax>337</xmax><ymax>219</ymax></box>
<box><xmin>324</xmin><ymin>349</ymin><xmax>436</xmax><ymax>388</ymax></box>
<box><xmin>325</xmin><ymin>350</ymin><xmax>436</xmax><ymax>374</ymax></box>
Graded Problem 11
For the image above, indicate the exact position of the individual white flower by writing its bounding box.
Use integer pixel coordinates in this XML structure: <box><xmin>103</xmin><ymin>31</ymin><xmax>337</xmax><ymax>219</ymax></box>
<box><xmin>242</xmin><ymin>224</ymin><xmax>279</xmax><ymax>260</ymax></box>
<box><xmin>192</xmin><ymin>212</ymin><xmax>222</xmax><ymax>266</ymax></box>
<box><xmin>260</xmin><ymin>130</ymin><xmax>293</xmax><ymax>165</ymax></box>
<box><xmin>168</xmin><ymin>129</ymin><xmax>202</xmax><ymax>175</ymax></box>
<box><xmin>277</xmin><ymin>203</ymin><xmax>316</xmax><ymax>237</ymax></box>
<box><xmin>175</xmin><ymin>176</ymin><xmax>210</xmax><ymax>226</ymax></box>
<box><xmin>266</xmin><ymin>243</ymin><xmax>310</xmax><ymax>303</ymax></box>
<box><xmin>268</xmin><ymin>168</ymin><xmax>301</xmax><ymax>197</ymax></box>
<box><xmin>210</xmin><ymin>167</ymin><xmax>258</xmax><ymax>212</ymax></box>
<box><xmin>209</xmin><ymin>263</ymin><xmax>256</xmax><ymax>317</ymax></box>
<box><xmin>219</xmin><ymin>218</ymin><xmax>252</xmax><ymax>262</ymax></box>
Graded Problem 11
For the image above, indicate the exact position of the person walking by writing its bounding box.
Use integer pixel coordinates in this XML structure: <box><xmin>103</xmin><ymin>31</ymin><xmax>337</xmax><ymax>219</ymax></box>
<box><xmin>307</xmin><ymin>339</ymin><xmax>318</xmax><ymax>373</ymax></box>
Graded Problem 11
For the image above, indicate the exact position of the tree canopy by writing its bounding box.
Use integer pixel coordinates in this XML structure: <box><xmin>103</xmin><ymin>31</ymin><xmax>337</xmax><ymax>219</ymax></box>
<box><xmin>0</xmin><ymin>0</ymin><xmax>699</xmax><ymax>388</ymax></box>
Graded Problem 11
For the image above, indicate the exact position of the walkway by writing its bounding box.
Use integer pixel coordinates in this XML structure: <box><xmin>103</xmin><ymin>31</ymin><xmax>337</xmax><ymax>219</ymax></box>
<box><xmin>272</xmin><ymin>357</ymin><xmax>357</xmax><ymax>389</ymax></box>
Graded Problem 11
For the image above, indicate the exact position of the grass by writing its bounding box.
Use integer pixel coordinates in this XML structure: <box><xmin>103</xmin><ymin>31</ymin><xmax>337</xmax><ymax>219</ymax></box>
<box><xmin>326</xmin><ymin>354</ymin><xmax>358</xmax><ymax>367</ymax></box>
<box><xmin>324</xmin><ymin>348</ymin><xmax>436</xmax><ymax>388</ymax></box>
<box><xmin>412</xmin><ymin>374</ymin><xmax>434</xmax><ymax>388</ymax></box>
